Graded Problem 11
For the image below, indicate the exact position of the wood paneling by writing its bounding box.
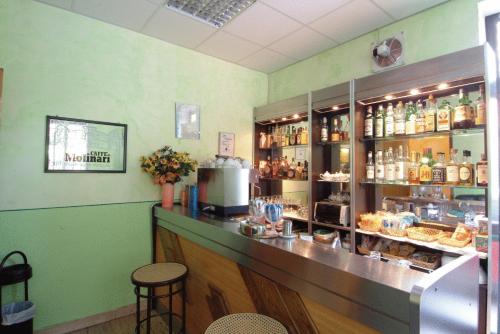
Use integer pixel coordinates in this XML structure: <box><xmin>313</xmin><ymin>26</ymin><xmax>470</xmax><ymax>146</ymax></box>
<box><xmin>156</xmin><ymin>227</ymin><xmax>380</xmax><ymax>333</ymax></box>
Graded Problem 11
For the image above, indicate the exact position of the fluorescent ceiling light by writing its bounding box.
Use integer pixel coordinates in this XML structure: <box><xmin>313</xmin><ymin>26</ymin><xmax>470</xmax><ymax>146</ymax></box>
<box><xmin>165</xmin><ymin>0</ymin><xmax>256</xmax><ymax>28</ymax></box>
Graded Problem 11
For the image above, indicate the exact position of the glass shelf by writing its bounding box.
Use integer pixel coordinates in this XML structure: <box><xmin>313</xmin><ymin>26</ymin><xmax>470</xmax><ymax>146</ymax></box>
<box><xmin>360</xmin><ymin>180</ymin><xmax>487</xmax><ymax>189</ymax></box>
<box><xmin>316</xmin><ymin>179</ymin><xmax>350</xmax><ymax>183</ymax></box>
<box><xmin>359</xmin><ymin>126</ymin><xmax>485</xmax><ymax>143</ymax></box>
<box><xmin>259</xmin><ymin>177</ymin><xmax>308</xmax><ymax>182</ymax></box>
<box><xmin>316</xmin><ymin>141</ymin><xmax>350</xmax><ymax>146</ymax></box>
<box><xmin>312</xmin><ymin>221</ymin><xmax>351</xmax><ymax>231</ymax></box>
<box><xmin>257</xmin><ymin>144</ymin><xmax>308</xmax><ymax>150</ymax></box>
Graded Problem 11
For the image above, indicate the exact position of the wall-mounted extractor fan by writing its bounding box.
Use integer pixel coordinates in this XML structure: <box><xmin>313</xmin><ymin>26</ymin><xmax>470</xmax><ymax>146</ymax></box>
<box><xmin>371</xmin><ymin>32</ymin><xmax>405</xmax><ymax>72</ymax></box>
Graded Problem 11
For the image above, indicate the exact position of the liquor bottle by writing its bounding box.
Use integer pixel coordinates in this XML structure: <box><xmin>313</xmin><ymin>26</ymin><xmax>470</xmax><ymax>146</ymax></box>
<box><xmin>416</xmin><ymin>100</ymin><xmax>426</xmax><ymax>134</ymax></box>
<box><xmin>296</xmin><ymin>127</ymin><xmax>302</xmax><ymax>145</ymax></box>
<box><xmin>405</xmin><ymin>101</ymin><xmax>417</xmax><ymax>135</ymax></box>
<box><xmin>290</xmin><ymin>126</ymin><xmax>296</xmax><ymax>145</ymax></box>
<box><xmin>375</xmin><ymin>105</ymin><xmax>385</xmax><ymax>138</ymax></box>
<box><xmin>281</xmin><ymin>127</ymin><xmax>286</xmax><ymax>147</ymax></box>
<box><xmin>419</xmin><ymin>148</ymin><xmax>433</xmax><ymax>185</ymax></box>
<box><xmin>364</xmin><ymin>106</ymin><xmax>374</xmax><ymax>138</ymax></box>
<box><xmin>272</xmin><ymin>158</ymin><xmax>279</xmax><ymax>178</ymax></box>
<box><xmin>453</xmin><ymin>89</ymin><xmax>474</xmax><ymax>129</ymax></box>
<box><xmin>395</xmin><ymin>145</ymin><xmax>405</xmax><ymax>183</ymax></box>
<box><xmin>437</xmin><ymin>100</ymin><xmax>452</xmax><ymax>132</ymax></box>
<box><xmin>385</xmin><ymin>147</ymin><xmax>396</xmax><ymax>183</ymax></box>
<box><xmin>266</xmin><ymin>127</ymin><xmax>273</xmax><ymax>148</ymax></box>
<box><xmin>385</xmin><ymin>103</ymin><xmax>395</xmax><ymax>137</ymax></box>
<box><xmin>288</xmin><ymin>158</ymin><xmax>296</xmax><ymax>179</ymax></box>
<box><xmin>285</xmin><ymin>126</ymin><xmax>291</xmax><ymax>146</ymax></box>
<box><xmin>432</xmin><ymin>152</ymin><xmax>447</xmax><ymax>184</ymax></box>
<box><xmin>259</xmin><ymin>131</ymin><xmax>267</xmax><ymax>149</ymax></box>
<box><xmin>425</xmin><ymin>95</ymin><xmax>437</xmax><ymax>132</ymax></box>
<box><xmin>331</xmin><ymin>118</ymin><xmax>341</xmax><ymax>142</ymax></box>
<box><xmin>295</xmin><ymin>161</ymin><xmax>303</xmax><ymax>179</ymax></box>
<box><xmin>343</xmin><ymin>115</ymin><xmax>350</xmax><ymax>141</ymax></box>
<box><xmin>394</xmin><ymin>101</ymin><xmax>406</xmax><ymax>136</ymax></box>
<box><xmin>459</xmin><ymin>150</ymin><xmax>474</xmax><ymax>186</ymax></box>
<box><xmin>408</xmin><ymin>151</ymin><xmax>420</xmax><ymax>184</ymax></box>
<box><xmin>302</xmin><ymin>160</ymin><xmax>308</xmax><ymax>180</ymax></box>
<box><xmin>375</xmin><ymin>150</ymin><xmax>385</xmax><ymax>182</ymax></box>
<box><xmin>446</xmin><ymin>149</ymin><xmax>460</xmax><ymax>185</ymax></box>
<box><xmin>477</xmin><ymin>153</ymin><xmax>488</xmax><ymax>186</ymax></box>
<box><xmin>321</xmin><ymin>117</ymin><xmax>328</xmax><ymax>143</ymax></box>
<box><xmin>302</xmin><ymin>126</ymin><xmax>308</xmax><ymax>145</ymax></box>
<box><xmin>264</xmin><ymin>156</ymin><xmax>272</xmax><ymax>178</ymax></box>
<box><xmin>475</xmin><ymin>85</ymin><xmax>486</xmax><ymax>126</ymax></box>
<box><xmin>366</xmin><ymin>151</ymin><xmax>375</xmax><ymax>182</ymax></box>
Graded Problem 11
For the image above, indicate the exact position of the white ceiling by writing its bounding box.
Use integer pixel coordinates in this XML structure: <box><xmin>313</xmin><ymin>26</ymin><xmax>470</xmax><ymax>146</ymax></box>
<box><xmin>35</xmin><ymin>0</ymin><xmax>447</xmax><ymax>73</ymax></box>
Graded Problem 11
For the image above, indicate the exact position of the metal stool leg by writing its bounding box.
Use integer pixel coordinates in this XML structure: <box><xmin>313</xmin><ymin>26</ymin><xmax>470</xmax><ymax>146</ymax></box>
<box><xmin>135</xmin><ymin>286</ymin><xmax>141</xmax><ymax>334</ymax></box>
<box><xmin>169</xmin><ymin>283</ymin><xmax>173</xmax><ymax>334</ymax></box>
<box><xmin>182</xmin><ymin>279</ymin><xmax>186</xmax><ymax>334</ymax></box>
<box><xmin>146</xmin><ymin>288</ymin><xmax>152</xmax><ymax>334</ymax></box>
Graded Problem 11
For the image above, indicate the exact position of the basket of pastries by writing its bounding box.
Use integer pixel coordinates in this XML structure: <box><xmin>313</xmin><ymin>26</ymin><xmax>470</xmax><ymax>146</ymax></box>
<box><xmin>406</xmin><ymin>226</ymin><xmax>444</xmax><ymax>242</ymax></box>
<box><xmin>380</xmin><ymin>240</ymin><xmax>416</xmax><ymax>260</ymax></box>
<box><xmin>358</xmin><ymin>212</ymin><xmax>383</xmax><ymax>232</ymax></box>
<box><xmin>438</xmin><ymin>223</ymin><xmax>472</xmax><ymax>248</ymax></box>
<box><xmin>357</xmin><ymin>235</ymin><xmax>379</xmax><ymax>255</ymax></box>
<box><xmin>380</xmin><ymin>212</ymin><xmax>416</xmax><ymax>237</ymax></box>
<box><xmin>408</xmin><ymin>251</ymin><xmax>441</xmax><ymax>270</ymax></box>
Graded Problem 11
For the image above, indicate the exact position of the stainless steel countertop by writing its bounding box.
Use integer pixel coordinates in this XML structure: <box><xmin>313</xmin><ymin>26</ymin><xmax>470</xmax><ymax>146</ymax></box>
<box><xmin>155</xmin><ymin>205</ymin><xmax>428</xmax><ymax>332</ymax></box>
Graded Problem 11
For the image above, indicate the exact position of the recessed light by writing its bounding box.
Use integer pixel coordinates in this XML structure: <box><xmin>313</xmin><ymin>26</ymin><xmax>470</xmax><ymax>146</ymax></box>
<box><xmin>271</xmin><ymin>119</ymin><xmax>276</xmax><ymax>123</ymax></box>
<box><xmin>165</xmin><ymin>0</ymin><xmax>256</xmax><ymax>28</ymax></box>
<box><xmin>293</xmin><ymin>114</ymin><xmax>299</xmax><ymax>119</ymax></box>
<box><xmin>384</xmin><ymin>95</ymin><xmax>393</xmax><ymax>100</ymax></box>
<box><xmin>282</xmin><ymin>117</ymin><xmax>287</xmax><ymax>121</ymax></box>
<box><xmin>333</xmin><ymin>106</ymin><xmax>339</xmax><ymax>110</ymax></box>
<box><xmin>437</xmin><ymin>83</ymin><xmax>449</xmax><ymax>90</ymax></box>
<box><xmin>409</xmin><ymin>89</ymin><xmax>420</xmax><ymax>95</ymax></box>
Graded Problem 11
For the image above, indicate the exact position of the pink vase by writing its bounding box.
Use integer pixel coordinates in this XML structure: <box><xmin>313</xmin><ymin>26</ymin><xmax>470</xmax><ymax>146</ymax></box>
<box><xmin>161</xmin><ymin>183</ymin><xmax>175</xmax><ymax>208</ymax></box>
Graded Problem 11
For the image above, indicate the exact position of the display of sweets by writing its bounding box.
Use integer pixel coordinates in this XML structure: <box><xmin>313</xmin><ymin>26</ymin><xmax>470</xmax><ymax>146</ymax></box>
<box><xmin>363</xmin><ymin>86</ymin><xmax>486</xmax><ymax>139</ymax></box>
<box><xmin>365</xmin><ymin>147</ymin><xmax>487</xmax><ymax>187</ymax></box>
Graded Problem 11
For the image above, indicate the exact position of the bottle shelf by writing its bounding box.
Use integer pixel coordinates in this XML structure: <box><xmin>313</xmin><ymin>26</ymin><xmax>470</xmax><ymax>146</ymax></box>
<box><xmin>359</xmin><ymin>126</ymin><xmax>485</xmax><ymax>143</ymax></box>
<box><xmin>316</xmin><ymin>179</ymin><xmax>350</xmax><ymax>183</ymax></box>
<box><xmin>317</xmin><ymin>140</ymin><xmax>350</xmax><ymax>146</ymax></box>
<box><xmin>313</xmin><ymin>221</ymin><xmax>351</xmax><ymax>231</ymax></box>
<box><xmin>258</xmin><ymin>144</ymin><xmax>308</xmax><ymax>150</ymax></box>
<box><xmin>356</xmin><ymin>228</ymin><xmax>487</xmax><ymax>259</ymax></box>
<box><xmin>259</xmin><ymin>177</ymin><xmax>308</xmax><ymax>182</ymax></box>
<box><xmin>360</xmin><ymin>180</ymin><xmax>487</xmax><ymax>189</ymax></box>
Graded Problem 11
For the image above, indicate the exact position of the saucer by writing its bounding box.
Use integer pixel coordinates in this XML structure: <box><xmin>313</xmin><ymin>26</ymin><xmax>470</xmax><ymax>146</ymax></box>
<box><xmin>280</xmin><ymin>233</ymin><xmax>296</xmax><ymax>239</ymax></box>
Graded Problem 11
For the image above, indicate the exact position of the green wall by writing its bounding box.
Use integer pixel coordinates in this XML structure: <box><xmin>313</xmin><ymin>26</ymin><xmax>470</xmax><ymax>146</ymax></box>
<box><xmin>0</xmin><ymin>0</ymin><xmax>266</xmax><ymax>330</ymax></box>
<box><xmin>268</xmin><ymin>0</ymin><xmax>480</xmax><ymax>103</ymax></box>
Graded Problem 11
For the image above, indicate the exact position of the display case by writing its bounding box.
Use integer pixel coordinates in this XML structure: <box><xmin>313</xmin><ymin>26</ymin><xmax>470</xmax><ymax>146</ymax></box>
<box><xmin>352</xmin><ymin>46</ymin><xmax>488</xmax><ymax>272</ymax></box>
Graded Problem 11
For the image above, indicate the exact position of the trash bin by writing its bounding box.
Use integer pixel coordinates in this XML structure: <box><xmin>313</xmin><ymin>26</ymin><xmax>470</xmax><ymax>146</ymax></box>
<box><xmin>0</xmin><ymin>251</ymin><xmax>34</xmax><ymax>334</ymax></box>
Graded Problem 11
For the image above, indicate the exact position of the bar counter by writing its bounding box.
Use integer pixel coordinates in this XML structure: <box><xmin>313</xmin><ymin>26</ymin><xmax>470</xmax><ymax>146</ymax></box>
<box><xmin>154</xmin><ymin>205</ymin><xmax>479</xmax><ymax>334</ymax></box>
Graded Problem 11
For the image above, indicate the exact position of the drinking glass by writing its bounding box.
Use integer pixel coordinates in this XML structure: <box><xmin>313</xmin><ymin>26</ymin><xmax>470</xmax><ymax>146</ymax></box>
<box><xmin>249</xmin><ymin>198</ymin><xmax>265</xmax><ymax>224</ymax></box>
<box><xmin>264</xmin><ymin>203</ymin><xmax>283</xmax><ymax>235</ymax></box>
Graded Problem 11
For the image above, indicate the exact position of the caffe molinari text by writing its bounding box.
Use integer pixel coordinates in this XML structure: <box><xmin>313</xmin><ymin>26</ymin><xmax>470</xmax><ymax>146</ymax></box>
<box><xmin>65</xmin><ymin>151</ymin><xmax>111</xmax><ymax>163</ymax></box>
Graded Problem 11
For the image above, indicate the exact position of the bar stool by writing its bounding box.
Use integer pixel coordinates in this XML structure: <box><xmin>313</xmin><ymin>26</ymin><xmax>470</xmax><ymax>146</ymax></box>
<box><xmin>131</xmin><ymin>262</ymin><xmax>188</xmax><ymax>334</ymax></box>
<box><xmin>205</xmin><ymin>313</ymin><xmax>288</xmax><ymax>334</ymax></box>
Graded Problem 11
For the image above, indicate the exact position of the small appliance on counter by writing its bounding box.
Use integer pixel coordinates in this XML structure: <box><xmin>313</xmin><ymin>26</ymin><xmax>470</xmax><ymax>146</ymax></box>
<box><xmin>198</xmin><ymin>167</ymin><xmax>250</xmax><ymax>216</ymax></box>
<box><xmin>314</xmin><ymin>201</ymin><xmax>350</xmax><ymax>227</ymax></box>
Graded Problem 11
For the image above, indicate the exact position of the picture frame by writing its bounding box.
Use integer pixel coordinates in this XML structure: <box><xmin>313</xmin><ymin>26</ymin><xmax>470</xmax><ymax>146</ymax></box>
<box><xmin>218</xmin><ymin>132</ymin><xmax>235</xmax><ymax>157</ymax></box>
<box><xmin>175</xmin><ymin>103</ymin><xmax>200</xmax><ymax>140</ymax></box>
<box><xmin>44</xmin><ymin>116</ymin><xmax>127</xmax><ymax>173</ymax></box>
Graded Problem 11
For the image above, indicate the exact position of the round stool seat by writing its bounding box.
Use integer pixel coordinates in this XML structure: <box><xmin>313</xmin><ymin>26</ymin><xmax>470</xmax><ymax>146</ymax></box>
<box><xmin>131</xmin><ymin>262</ymin><xmax>187</xmax><ymax>287</ymax></box>
<box><xmin>205</xmin><ymin>313</ymin><xmax>288</xmax><ymax>334</ymax></box>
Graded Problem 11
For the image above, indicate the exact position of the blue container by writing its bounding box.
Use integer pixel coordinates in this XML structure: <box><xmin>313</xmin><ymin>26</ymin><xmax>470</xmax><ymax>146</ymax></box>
<box><xmin>189</xmin><ymin>185</ymin><xmax>198</xmax><ymax>211</ymax></box>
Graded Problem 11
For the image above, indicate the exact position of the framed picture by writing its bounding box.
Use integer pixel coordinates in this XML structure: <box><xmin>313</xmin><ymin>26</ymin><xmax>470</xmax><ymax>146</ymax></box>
<box><xmin>45</xmin><ymin>116</ymin><xmax>127</xmax><ymax>173</ymax></box>
<box><xmin>175</xmin><ymin>103</ymin><xmax>200</xmax><ymax>139</ymax></box>
<box><xmin>218</xmin><ymin>132</ymin><xmax>235</xmax><ymax>157</ymax></box>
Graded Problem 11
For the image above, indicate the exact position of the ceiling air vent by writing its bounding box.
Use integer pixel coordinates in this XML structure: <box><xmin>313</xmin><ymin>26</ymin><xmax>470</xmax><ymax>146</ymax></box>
<box><xmin>165</xmin><ymin>0</ymin><xmax>256</xmax><ymax>28</ymax></box>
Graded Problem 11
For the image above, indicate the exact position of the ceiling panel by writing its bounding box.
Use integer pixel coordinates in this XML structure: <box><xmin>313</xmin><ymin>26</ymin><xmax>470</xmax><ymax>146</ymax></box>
<box><xmin>238</xmin><ymin>48</ymin><xmax>296</xmax><ymax>73</ymax></box>
<box><xmin>222</xmin><ymin>2</ymin><xmax>302</xmax><ymax>46</ymax></box>
<box><xmin>373</xmin><ymin>0</ymin><xmax>447</xmax><ymax>20</ymax></box>
<box><xmin>72</xmin><ymin>0</ymin><xmax>158</xmax><ymax>31</ymax></box>
<box><xmin>260</xmin><ymin>0</ymin><xmax>351</xmax><ymax>24</ymax></box>
<box><xmin>310</xmin><ymin>0</ymin><xmax>393</xmax><ymax>44</ymax></box>
<box><xmin>269</xmin><ymin>27</ymin><xmax>338</xmax><ymax>60</ymax></box>
<box><xmin>197</xmin><ymin>31</ymin><xmax>262</xmax><ymax>62</ymax></box>
<box><xmin>142</xmin><ymin>7</ymin><xmax>217</xmax><ymax>49</ymax></box>
<box><xmin>37</xmin><ymin>0</ymin><xmax>73</xmax><ymax>10</ymax></box>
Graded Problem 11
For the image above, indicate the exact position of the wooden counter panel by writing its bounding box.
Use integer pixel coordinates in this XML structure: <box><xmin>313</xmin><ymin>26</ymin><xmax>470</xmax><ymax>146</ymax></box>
<box><xmin>156</xmin><ymin>227</ymin><xmax>380</xmax><ymax>334</ymax></box>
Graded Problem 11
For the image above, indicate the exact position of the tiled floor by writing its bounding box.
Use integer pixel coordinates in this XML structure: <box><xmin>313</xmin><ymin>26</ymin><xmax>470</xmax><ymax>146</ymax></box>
<box><xmin>69</xmin><ymin>313</ymin><xmax>167</xmax><ymax>334</ymax></box>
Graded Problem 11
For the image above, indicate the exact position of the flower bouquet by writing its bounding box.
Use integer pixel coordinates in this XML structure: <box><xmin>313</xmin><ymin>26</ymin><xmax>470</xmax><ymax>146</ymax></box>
<box><xmin>141</xmin><ymin>145</ymin><xmax>197</xmax><ymax>208</ymax></box>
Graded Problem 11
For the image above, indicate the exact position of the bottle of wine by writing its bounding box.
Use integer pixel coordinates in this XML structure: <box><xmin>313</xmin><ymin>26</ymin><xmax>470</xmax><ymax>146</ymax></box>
<box><xmin>416</xmin><ymin>100</ymin><xmax>426</xmax><ymax>134</ymax></box>
<box><xmin>364</xmin><ymin>106</ymin><xmax>374</xmax><ymax>138</ymax></box>
<box><xmin>366</xmin><ymin>151</ymin><xmax>375</xmax><ymax>181</ymax></box>
<box><xmin>405</xmin><ymin>102</ymin><xmax>417</xmax><ymax>135</ymax></box>
<box><xmin>331</xmin><ymin>118</ymin><xmax>341</xmax><ymax>142</ymax></box>
<box><xmin>453</xmin><ymin>89</ymin><xmax>474</xmax><ymax>129</ymax></box>
<box><xmin>437</xmin><ymin>100</ymin><xmax>452</xmax><ymax>132</ymax></box>
<box><xmin>302</xmin><ymin>126</ymin><xmax>308</xmax><ymax>145</ymax></box>
<box><xmin>408</xmin><ymin>151</ymin><xmax>420</xmax><ymax>184</ymax></box>
<box><xmin>446</xmin><ymin>149</ymin><xmax>460</xmax><ymax>185</ymax></box>
<box><xmin>432</xmin><ymin>152</ymin><xmax>446</xmax><ymax>184</ymax></box>
<box><xmin>375</xmin><ymin>105</ymin><xmax>385</xmax><ymax>138</ymax></box>
<box><xmin>477</xmin><ymin>153</ymin><xmax>488</xmax><ymax>186</ymax></box>
<box><xmin>395</xmin><ymin>145</ymin><xmax>405</xmax><ymax>183</ymax></box>
<box><xmin>475</xmin><ymin>85</ymin><xmax>486</xmax><ymax>126</ymax></box>
<box><xmin>290</xmin><ymin>126</ymin><xmax>296</xmax><ymax>145</ymax></box>
<box><xmin>425</xmin><ymin>95</ymin><xmax>437</xmax><ymax>132</ymax></box>
<box><xmin>385</xmin><ymin>147</ymin><xmax>395</xmax><ymax>183</ymax></box>
<box><xmin>321</xmin><ymin>117</ymin><xmax>328</xmax><ymax>143</ymax></box>
<box><xmin>419</xmin><ymin>148</ymin><xmax>433</xmax><ymax>185</ymax></box>
<box><xmin>385</xmin><ymin>103</ymin><xmax>394</xmax><ymax>137</ymax></box>
<box><xmin>394</xmin><ymin>101</ymin><xmax>406</xmax><ymax>136</ymax></box>
<box><xmin>459</xmin><ymin>150</ymin><xmax>474</xmax><ymax>186</ymax></box>
<box><xmin>375</xmin><ymin>150</ymin><xmax>385</xmax><ymax>182</ymax></box>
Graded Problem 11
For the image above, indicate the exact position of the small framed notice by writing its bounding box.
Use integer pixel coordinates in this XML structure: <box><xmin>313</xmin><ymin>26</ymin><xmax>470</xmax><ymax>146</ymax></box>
<box><xmin>218</xmin><ymin>132</ymin><xmax>235</xmax><ymax>157</ymax></box>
